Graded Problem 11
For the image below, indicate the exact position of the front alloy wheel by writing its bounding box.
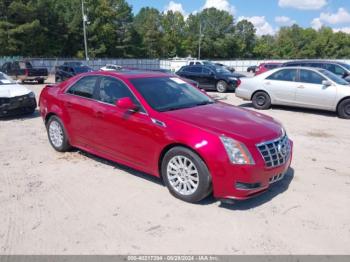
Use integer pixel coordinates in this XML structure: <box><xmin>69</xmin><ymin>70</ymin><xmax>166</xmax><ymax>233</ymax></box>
<box><xmin>162</xmin><ymin>147</ymin><xmax>212</xmax><ymax>203</ymax></box>
<box><xmin>167</xmin><ymin>155</ymin><xmax>199</xmax><ymax>196</ymax></box>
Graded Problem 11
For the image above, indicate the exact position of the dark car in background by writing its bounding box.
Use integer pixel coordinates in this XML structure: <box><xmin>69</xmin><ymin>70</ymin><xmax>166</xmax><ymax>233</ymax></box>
<box><xmin>0</xmin><ymin>61</ymin><xmax>48</xmax><ymax>84</ymax></box>
<box><xmin>282</xmin><ymin>60</ymin><xmax>350</xmax><ymax>82</ymax></box>
<box><xmin>176</xmin><ymin>65</ymin><xmax>239</xmax><ymax>93</ymax></box>
<box><xmin>255</xmin><ymin>62</ymin><xmax>282</xmax><ymax>76</ymax></box>
<box><xmin>55</xmin><ymin>64</ymin><xmax>93</xmax><ymax>82</ymax></box>
<box><xmin>247</xmin><ymin>65</ymin><xmax>258</xmax><ymax>73</ymax></box>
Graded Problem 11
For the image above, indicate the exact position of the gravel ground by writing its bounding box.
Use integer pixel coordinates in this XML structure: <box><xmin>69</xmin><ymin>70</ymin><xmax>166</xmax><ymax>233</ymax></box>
<box><xmin>0</xmin><ymin>77</ymin><xmax>349</xmax><ymax>255</ymax></box>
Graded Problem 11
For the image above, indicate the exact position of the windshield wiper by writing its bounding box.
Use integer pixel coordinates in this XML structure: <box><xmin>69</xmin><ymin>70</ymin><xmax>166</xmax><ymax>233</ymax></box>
<box><xmin>196</xmin><ymin>101</ymin><xmax>215</xmax><ymax>106</ymax></box>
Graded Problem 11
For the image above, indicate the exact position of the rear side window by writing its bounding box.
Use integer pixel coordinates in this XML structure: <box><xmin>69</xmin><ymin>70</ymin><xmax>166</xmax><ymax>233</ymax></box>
<box><xmin>267</xmin><ymin>69</ymin><xmax>297</xmax><ymax>82</ymax></box>
<box><xmin>67</xmin><ymin>76</ymin><xmax>98</xmax><ymax>99</ymax></box>
<box><xmin>299</xmin><ymin>70</ymin><xmax>325</xmax><ymax>84</ymax></box>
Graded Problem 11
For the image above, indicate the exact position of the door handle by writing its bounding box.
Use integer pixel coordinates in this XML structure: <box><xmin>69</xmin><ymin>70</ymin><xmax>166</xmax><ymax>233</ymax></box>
<box><xmin>265</xmin><ymin>82</ymin><xmax>271</xmax><ymax>85</ymax></box>
<box><xmin>297</xmin><ymin>85</ymin><xmax>305</xmax><ymax>89</ymax></box>
<box><xmin>94</xmin><ymin>111</ymin><xmax>104</xmax><ymax>118</ymax></box>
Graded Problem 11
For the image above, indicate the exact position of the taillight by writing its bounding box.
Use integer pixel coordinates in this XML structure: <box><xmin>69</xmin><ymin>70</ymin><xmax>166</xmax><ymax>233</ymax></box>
<box><xmin>24</xmin><ymin>69</ymin><xmax>29</xmax><ymax>76</ymax></box>
<box><xmin>236</xmin><ymin>79</ymin><xmax>241</xmax><ymax>87</ymax></box>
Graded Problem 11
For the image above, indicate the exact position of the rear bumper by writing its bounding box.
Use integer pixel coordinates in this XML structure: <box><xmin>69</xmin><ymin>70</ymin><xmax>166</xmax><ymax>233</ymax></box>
<box><xmin>0</xmin><ymin>97</ymin><xmax>37</xmax><ymax>117</ymax></box>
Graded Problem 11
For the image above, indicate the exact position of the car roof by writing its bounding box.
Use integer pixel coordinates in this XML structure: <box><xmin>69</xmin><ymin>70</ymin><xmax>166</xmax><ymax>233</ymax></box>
<box><xmin>78</xmin><ymin>70</ymin><xmax>173</xmax><ymax>80</ymax></box>
<box><xmin>284</xmin><ymin>60</ymin><xmax>341</xmax><ymax>64</ymax></box>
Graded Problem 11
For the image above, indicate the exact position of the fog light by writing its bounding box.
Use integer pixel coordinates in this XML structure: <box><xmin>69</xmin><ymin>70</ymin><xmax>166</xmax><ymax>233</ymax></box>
<box><xmin>236</xmin><ymin>182</ymin><xmax>261</xmax><ymax>190</ymax></box>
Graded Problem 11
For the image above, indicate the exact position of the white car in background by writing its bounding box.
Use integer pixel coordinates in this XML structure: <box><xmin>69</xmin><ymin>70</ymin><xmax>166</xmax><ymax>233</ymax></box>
<box><xmin>0</xmin><ymin>72</ymin><xmax>37</xmax><ymax>117</ymax></box>
<box><xmin>100</xmin><ymin>64</ymin><xmax>123</xmax><ymax>71</ymax></box>
<box><xmin>236</xmin><ymin>67</ymin><xmax>350</xmax><ymax>119</ymax></box>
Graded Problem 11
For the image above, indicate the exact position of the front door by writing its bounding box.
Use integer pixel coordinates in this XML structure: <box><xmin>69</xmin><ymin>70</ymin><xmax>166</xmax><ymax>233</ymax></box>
<box><xmin>294</xmin><ymin>69</ymin><xmax>337</xmax><ymax>110</ymax></box>
<box><xmin>90</xmin><ymin>76</ymin><xmax>161</xmax><ymax>172</ymax></box>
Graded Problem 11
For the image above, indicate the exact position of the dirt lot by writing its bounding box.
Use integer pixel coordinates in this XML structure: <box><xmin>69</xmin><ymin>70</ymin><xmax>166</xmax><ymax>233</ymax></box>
<box><xmin>0</xmin><ymin>78</ymin><xmax>349</xmax><ymax>255</ymax></box>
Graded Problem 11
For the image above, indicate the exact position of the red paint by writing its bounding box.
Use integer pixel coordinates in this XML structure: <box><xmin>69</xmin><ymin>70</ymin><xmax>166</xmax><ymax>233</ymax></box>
<box><xmin>39</xmin><ymin>71</ymin><xmax>293</xmax><ymax>200</ymax></box>
<box><xmin>255</xmin><ymin>62</ymin><xmax>282</xmax><ymax>76</ymax></box>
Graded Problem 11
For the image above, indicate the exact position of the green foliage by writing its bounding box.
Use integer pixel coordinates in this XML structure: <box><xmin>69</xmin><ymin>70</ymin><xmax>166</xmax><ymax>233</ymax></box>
<box><xmin>0</xmin><ymin>1</ymin><xmax>350</xmax><ymax>59</ymax></box>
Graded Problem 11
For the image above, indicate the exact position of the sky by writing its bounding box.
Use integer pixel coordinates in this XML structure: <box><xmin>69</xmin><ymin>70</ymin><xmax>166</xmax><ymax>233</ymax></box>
<box><xmin>126</xmin><ymin>0</ymin><xmax>350</xmax><ymax>35</ymax></box>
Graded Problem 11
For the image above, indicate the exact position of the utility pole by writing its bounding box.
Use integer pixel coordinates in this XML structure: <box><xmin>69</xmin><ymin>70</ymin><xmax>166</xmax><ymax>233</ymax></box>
<box><xmin>81</xmin><ymin>0</ymin><xmax>89</xmax><ymax>61</ymax></box>
<box><xmin>198</xmin><ymin>22</ymin><xmax>202</xmax><ymax>60</ymax></box>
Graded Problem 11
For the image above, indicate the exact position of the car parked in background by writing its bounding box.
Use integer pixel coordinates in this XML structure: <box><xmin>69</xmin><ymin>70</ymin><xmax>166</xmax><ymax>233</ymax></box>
<box><xmin>247</xmin><ymin>65</ymin><xmax>258</xmax><ymax>73</ymax></box>
<box><xmin>176</xmin><ymin>65</ymin><xmax>239</xmax><ymax>92</ymax></box>
<box><xmin>282</xmin><ymin>60</ymin><xmax>350</xmax><ymax>82</ymax></box>
<box><xmin>39</xmin><ymin>70</ymin><xmax>292</xmax><ymax>203</ymax></box>
<box><xmin>100</xmin><ymin>64</ymin><xmax>123</xmax><ymax>71</ymax></box>
<box><xmin>255</xmin><ymin>62</ymin><xmax>282</xmax><ymax>76</ymax></box>
<box><xmin>214</xmin><ymin>63</ymin><xmax>235</xmax><ymax>73</ymax></box>
<box><xmin>236</xmin><ymin>67</ymin><xmax>350</xmax><ymax>119</ymax></box>
<box><xmin>55</xmin><ymin>64</ymin><xmax>93</xmax><ymax>82</ymax></box>
<box><xmin>0</xmin><ymin>72</ymin><xmax>37</xmax><ymax>117</ymax></box>
<box><xmin>1</xmin><ymin>61</ymin><xmax>48</xmax><ymax>84</ymax></box>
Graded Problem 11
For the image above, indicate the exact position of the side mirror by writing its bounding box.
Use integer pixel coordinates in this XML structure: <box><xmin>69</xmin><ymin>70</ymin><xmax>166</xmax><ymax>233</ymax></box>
<box><xmin>116</xmin><ymin>97</ymin><xmax>138</xmax><ymax>111</ymax></box>
<box><xmin>322</xmin><ymin>80</ymin><xmax>332</xmax><ymax>87</ymax></box>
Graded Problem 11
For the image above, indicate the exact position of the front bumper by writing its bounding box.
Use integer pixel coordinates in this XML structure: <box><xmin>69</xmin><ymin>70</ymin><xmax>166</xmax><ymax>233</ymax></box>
<box><xmin>211</xmin><ymin>140</ymin><xmax>293</xmax><ymax>200</ymax></box>
<box><xmin>0</xmin><ymin>95</ymin><xmax>37</xmax><ymax>117</ymax></box>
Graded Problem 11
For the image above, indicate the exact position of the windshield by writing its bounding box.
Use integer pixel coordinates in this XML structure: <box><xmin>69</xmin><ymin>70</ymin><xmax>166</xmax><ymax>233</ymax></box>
<box><xmin>339</xmin><ymin>62</ymin><xmax>350</xmax><ymax>71</ymax></box>
<box><xmin>0</xmin><ymin>73</ymin><xmax>15</xmax><ymax>85</ymax></box>
<box><xmin>130</xmin><ymin>77</ymin><xmax>214</xmax><ymax>112</ymax></box>
<box><xmin>319</xmin><ymin>69</ymin><xmax>349</xmax><ymax>85</ymax></box>
<box><xmin>75</xmin><ymin>66</ymin><xmax>92</xmax><ymax>73</ymax></box>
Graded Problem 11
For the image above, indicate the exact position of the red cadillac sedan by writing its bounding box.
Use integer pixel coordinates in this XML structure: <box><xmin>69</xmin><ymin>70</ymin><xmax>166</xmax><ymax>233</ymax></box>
<box><xmin>39</xmin><ymin>71</ymin><xmax>293</xmax><ymax>203</ymax></box>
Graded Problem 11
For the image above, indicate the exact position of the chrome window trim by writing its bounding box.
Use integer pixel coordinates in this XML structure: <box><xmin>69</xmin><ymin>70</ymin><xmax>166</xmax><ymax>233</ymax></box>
<box><xmin>64</xmin><ymin>74</ymin><xmax>149</xmax><ymax>116</ymax></box>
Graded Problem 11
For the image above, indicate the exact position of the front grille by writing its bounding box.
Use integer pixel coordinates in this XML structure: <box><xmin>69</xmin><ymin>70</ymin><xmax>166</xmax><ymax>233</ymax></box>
<box><xmin>257</xmin><ymin>135</ymin><xmax>291</xmax><ymax>168</ymax></box>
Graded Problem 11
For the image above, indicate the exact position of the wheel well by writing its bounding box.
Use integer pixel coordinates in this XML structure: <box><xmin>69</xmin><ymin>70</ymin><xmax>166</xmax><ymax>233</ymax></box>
<box><xmin>45</xmin><ymin>112</ymin><xmax>57</xmax><ymax>125</ymax></box>
<box><xmin>158</xmin><ymin>143</ymin><xmax>209</xmax><ymax>181</ymax></box>
<box><xmin>251</xmin><ymin>90</ymin><xmax>269</xmax><ymax>100</ymax></box>
<box><xmin>336</xmin><ymin>96</ymin><xmax>350</xmax><ymax>112</ymax></box>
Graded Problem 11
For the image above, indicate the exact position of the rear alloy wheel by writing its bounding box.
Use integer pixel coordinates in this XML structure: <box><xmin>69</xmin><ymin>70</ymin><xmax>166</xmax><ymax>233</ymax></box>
<box><xmin>252</xmin><ymin>91</ymin><xmax>271</xmax><ymax>110</ymax></box>
<box><xmin>47</xmin><ymin>116</ymin><xmax>71</xmax><ymax>152</ymax></box>
<box><xmin>216</xmin><ymin>80</ymin><xmax>228</xmax><ymax>93</ymax></box>
<box><xmin>161</xmin><ymin>147</ymin><xmax>212</xmax><ymax>203</ymax></box>
<box><xmin>337</xmin><ymin>99</ymin><xmax>350</xmax><ymax>119</ymax></box>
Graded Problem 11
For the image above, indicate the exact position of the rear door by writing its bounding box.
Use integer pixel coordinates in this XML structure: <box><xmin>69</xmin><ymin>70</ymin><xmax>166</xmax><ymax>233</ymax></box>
<box><xmin>199</xmin><ymin>67</ymin><xmax>216</xmax><ymax>89</ymax></box>
<box><xmin>264</xmin><ymin>69</ymin><xmax>298</xmax><ymax>105</ymax></box>
<box><xmin>294</xmin><ymin>69</ymin><xmax>336</xmax><ymax>110</ymax></box>
<box><xmin>63</xmin><ymin>75</ymin><xmax>100</xmax><ymax>147</ymax></box>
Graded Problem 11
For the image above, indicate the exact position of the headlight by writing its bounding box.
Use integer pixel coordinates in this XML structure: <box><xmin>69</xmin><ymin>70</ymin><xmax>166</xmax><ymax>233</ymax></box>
<box><xmin>28</xmin><ymin>92</ymin><xmax>35</xmax><ymax>98</ymax></box>
<box><xmin>220</xmin><ymin>135</ymin><xmax>255</xmax><ymax>165</ymax></box>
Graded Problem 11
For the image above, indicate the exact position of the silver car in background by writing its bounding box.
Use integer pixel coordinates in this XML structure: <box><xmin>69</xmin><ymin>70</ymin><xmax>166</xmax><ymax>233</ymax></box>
<box><xmin>236</xmin><ymin>67</ymin><xmax>350</xmax><ymax>119</ymax></box>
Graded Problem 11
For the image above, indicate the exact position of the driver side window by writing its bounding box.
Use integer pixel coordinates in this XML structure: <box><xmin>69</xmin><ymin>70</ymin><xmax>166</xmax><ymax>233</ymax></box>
<box><xmin>98</xmin><ymin>77</ymin><xmax>144</xmax><ymax>111</ymax></box>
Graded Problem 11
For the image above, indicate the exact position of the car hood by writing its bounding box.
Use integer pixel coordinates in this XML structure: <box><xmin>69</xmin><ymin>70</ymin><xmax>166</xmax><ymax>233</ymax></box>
<box><xmin>163</xmin><ymin>102</ymin><xmax>283</xmax><ymax>145</ymax></box>
<box><xmin>0</xmin><ymin>84</ymin><xmax>31</xmax><ymax>98</ymax></box>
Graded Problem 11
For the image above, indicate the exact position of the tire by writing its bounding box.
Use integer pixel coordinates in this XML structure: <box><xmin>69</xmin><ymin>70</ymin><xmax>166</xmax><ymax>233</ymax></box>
<box><xmin>337</xmin><ymin>99</ymin><xmax>350</xmax><ymax>119</ymax></box>
<box><xmin>216</xmin><ymin>80</ymin><xmax>228</xmax><ymax>93</ymax></box>
<box><xmin>46</xmin><ymin>115</ymin><xmax>71</xmax><ymax>152</ymax></box>
<box><xmin>252</xmin><ymin>91</ymin><xmax>271</xmax><ymax>110</ymax></box>
<box><xmin>38</xmin><ymin>79</ymin><xmax>45</xmax><ymax>84</ymax></box>
<box><xmin>161</xmin><ymin>146</ymin><xmax>212</xmax><ymax>203</ymax></box>
<box><xmin>55</xmin><ymin>76</ymin><xmax>61</xmax><ymax>83</ymax></box>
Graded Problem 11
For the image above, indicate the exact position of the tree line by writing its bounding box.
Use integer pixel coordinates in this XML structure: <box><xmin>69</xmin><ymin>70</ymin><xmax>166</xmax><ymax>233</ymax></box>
<box><xmin>0</xmin><ymin>0</ymin><xmax>350</xmax><ymax>59</ymax></box>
